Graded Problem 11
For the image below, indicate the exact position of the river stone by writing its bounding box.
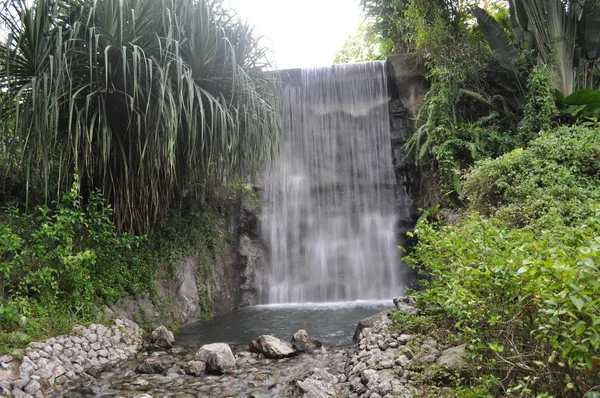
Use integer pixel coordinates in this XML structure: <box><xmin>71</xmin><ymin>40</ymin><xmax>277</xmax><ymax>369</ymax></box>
<box><xmin>150</xmin><ymin>326</ymin><xmax>175</xmax><ymax>348</ymax></box>
<box><xmin>295</xmin><ymin>378</ymin><xmax>337</xmax><ymax>397</ymax></box>
<box><xmin>291</xmin><ymin>329</ymin><xmax>321</xmax><ymax>353</ymax></box>
<box><xmin>183</xmin><ymin>360</ymin><xmax>206</xmax><ymax>376</ymax></box>
<box><xmin>135</xmin><ymin>360</ymin><xmax>169</xmax><ymax>374</ymax></box>
<box><xmin>393</xmin><ymin>296</ymin><xmax>417</xmax><ymax>315</ymax></box>
<box><xmin>195</xmin><ymin>343</ymin><xmax>236</xmax><ymax>374</ymax></box>
<box><xmin>437</xmin><ymin>344</ymin><xmax>467</xmax><ymax>370</ymax></box>
<box><xmin>249</xmin><ymin>335</ymin><xmax>296</xmax><ymax>359</ymax></box>
<box><xmin>353</xmin><ymin>309</ymin><xmax>393</xmax><ymax>342</ymax></box>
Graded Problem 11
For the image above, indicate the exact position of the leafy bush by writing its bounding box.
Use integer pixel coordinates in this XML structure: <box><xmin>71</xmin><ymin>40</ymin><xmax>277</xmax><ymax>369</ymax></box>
<box><xmin>406</xmin><ymin>126</ymin><xmax>600</xmax><ymax>396</ymax></box>
<box><xmin>0</xmin><ymin>180</ymin><xmax>153</xmax><ymax>336</ymax></box>
<box><xmin>462</xmin><ymin>126</ymin><xmax>600</xmax><ymax>227</ymax></box>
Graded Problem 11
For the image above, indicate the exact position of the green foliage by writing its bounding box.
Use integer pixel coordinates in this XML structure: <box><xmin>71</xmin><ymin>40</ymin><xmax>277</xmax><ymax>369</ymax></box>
<box><xmin>476</xmin><ymin>0</ymin><xmax>600</xmax><ymax>94</ymax></box>
<box><xmin>0</xmin><ymin>0</ymin><xmax>281</xmax><ymax>232</ymax></box>
<box><xmin>333</xmin><ymin>23</ymin><xmax>393</xmax><ymax>64</ymax></box>
<box><xmin>518</xmin><ymin>66</ymin><xmax>559</xmax><ymax>140</ymax></box>
<box><xmin>556</xmin><ymin>88</ymin><xmax>600</xmax><ymax>126</ymax></box>
<box><xmin>406</xmin><ymin>126</ymin><xmax>600</xmax><ymax>396</ymax></box>
<box><xmin>0</xmin><ymin>180</ymin><xmax>147</xmax><ymax>309</ymax></box>
<box><xmin>0</xmin><ymin>180</ymin><xmax>155</xmax><ymax>345</ymax></box>
<box><xmin>462</xmin><ymin>126</ymin><xmax>600</xmax><ymax>227</ymax></box>
<box><xmin>406</xmin><ymin>73</ymin><xmax>523</xmax><ymax>204</ymax></box>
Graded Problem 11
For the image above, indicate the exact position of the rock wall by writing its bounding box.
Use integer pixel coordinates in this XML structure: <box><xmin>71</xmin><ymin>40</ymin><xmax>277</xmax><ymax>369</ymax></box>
<box><xmin>0</xmin><ymin>319</ymin><xmax>143</xmax><ymax>398</ymax></box>
<box><xmin>213</xmin><ymin>188</ymin><xmax>265</xmax><ymax>314</ymax></box>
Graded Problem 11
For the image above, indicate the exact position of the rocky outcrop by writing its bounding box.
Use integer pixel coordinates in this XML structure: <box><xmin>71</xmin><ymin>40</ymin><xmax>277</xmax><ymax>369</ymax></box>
<box><xmin>195</xmin><ymin>343</ymin><xmax>236</xmax><ymax>375</ymax></box>
<box><xmin>213</xmin><ymin>187</ymin><xmax>266</xmax><ymax>314</ymax></box>
<box><xmin>0</xmin><ymin>319</ymin><xmax>142</xmax><ymax>397</ymax></box>
<box><xmin>249</xmin><ymin>335</ymin><xmax>296</xmax><ymax>359</ymax></box>
<box><xmin>353</xmin><ymin>308</ymin><xmax>393</xmax><ymax>342</ymax></box>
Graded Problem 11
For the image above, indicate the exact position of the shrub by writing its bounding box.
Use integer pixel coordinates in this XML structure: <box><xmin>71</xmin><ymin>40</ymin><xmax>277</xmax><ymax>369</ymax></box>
<box><xmin>406</xmin><ymin>126</ymin><xmax>600</xmax><ymax>396</ymax></box>
<box><xmin>0</xmin><ymin>180</ymin><xmax>153</xmax><ymax>336</ymax></box>
<box><xmin>462</xmin><ymin>126</ymin><xmax>600</xmax><ymax>227</ymax></box>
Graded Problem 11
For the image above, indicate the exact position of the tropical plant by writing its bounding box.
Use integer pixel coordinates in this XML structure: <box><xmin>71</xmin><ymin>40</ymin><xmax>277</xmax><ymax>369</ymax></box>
<box><xmin>474</xmin><ymin>0</ymin><xmax>600</xmax><ymax>95</ymax></box>
<box><xmin>0</xmin><ymin>0</ymin><xmax>281</xmax><ymax>232</ymax></box>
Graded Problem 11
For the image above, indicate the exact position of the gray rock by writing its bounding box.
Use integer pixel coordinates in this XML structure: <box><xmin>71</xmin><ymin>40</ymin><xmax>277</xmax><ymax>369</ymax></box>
<box><xmin>295</xmin><ymin>378</ymin><xmax>337</xmax><ymax>397</ymax></box>
<box><xmin>361</xmin><ymin>369</ymin><xmax>379</xmax><ymax>385</ymax></box>
<box><xmin>171</xmin><ymin>257</ymin><xmax>202</xmax><ymax>324</ymax></box>
<box><xmin>291</xmin><ymin>329</ymin><xmax>321</xmax><ymax>353</ymax></box>
<box><xmin>437</xmin><ymin>344</ymin><xmax>468</xmax><ymax>370</ymax></box>
<box><xmin>393</xmin><ymin>296</ymin><xmax>417</xmax><ymax>315</ymax></box>
<box><xmin>151</xmin><ymin>326</ymin><xmax>175</xmax><ymax>349</ymax></box>
<box><xmin>24</xmin><ymin>379</ymin><xmax>40</xmax><ymax>395</ymax></box>
<box><xmin>183</xmin><ymin>360</ymin><xmax>206</xmax><ymax>376</ymax></box>
<box><xmin>249</xmin><ymin>335</ymin><xmax>296</xmax><ymax>359</ymax></box>
<box><xmin>19</xmin><ymin>357</ymin><xmax>37</xmax><ymax>379</ymax></box>
<box><xmin>12</xmin><ymin>387</ymin><xmax>26</xmax><ymax>398</ymax></box>
<box><xmin>353</xmin><ymin>309</ymin><xmax>393</xmax><ymax>342</ymax></box>
<box><xmin>133</xmin><ymin>395</ymin><xmax>153</xmax><ymax>398</ymax></box>
<box><xmin>0</xmin><ymin>380</ymin><xmax>11</xmax><ymax>395</ymax></box>
<box><xmin>11</xmin><ymin>379</ymin><xmax>29</xmax><ymax>390</ymax></box>
<box><xmin>195</xmin><ymin>343</ymin><xmax>236</xmax><ymax>374</ymax></box>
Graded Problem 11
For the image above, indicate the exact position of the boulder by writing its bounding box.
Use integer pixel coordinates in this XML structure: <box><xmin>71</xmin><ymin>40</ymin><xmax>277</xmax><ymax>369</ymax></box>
<box><xmin>150</xmin><ymin>326</ymin><xmax>175</xmax><ymax>348</ymax></box>
<box><xmin>249</xmin><ymin>335</ymin><xmax>296</xmax><ymax>359</ymax></box>
<box><xmin>393</xmin><ymin>296</ymin><xmax>417</xmax><ymax>315</ymax></box>
<box><xmin>353</xmin><ymin>309</ymin><xmax>393</xmax><ymax>342</ymax></box>
<box><xmin>437</xmin><ymin>344</ymin><xmax>468</xmax><ymax>370</ymax></box>
<box><xmin>291</xmin><ymin>329</ymin><xmax>322</xmax><ymax>353</ymax></box>
<box><xmin>195</xmin><ymin>343</ymin><xmax>236</xmax><ymax>374</ymax></box>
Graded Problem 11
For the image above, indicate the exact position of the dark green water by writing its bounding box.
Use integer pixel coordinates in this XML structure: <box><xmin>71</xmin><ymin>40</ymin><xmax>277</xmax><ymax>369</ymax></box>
<box><xmin>176</xmin><ymin>300</ymin><xmax>392</xmax><ymax>347</ymax></box>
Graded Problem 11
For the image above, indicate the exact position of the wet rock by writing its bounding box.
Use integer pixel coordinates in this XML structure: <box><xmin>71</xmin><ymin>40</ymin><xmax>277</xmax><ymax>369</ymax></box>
<box><xmin>437</xmin><ymin>344</ymin><xmax>467</xmax><ymax>370</ymax></box>
<box><xmin>135</xmin><ymin>360</ymin><xmax>170</xmax><ymax>374</ymax></box>
<box><xmin>295</xmin><ymin>378</ymin><xmax>338</xmax><ymax>397</ymax></box>
<box><xmin>183</xmin><ymin>360</ymin><xmax>206</xmax><ymax>376</ymax></box>
<box><xmin>291</xmin><ymin>329</ymin><xmax>321</xmax><ymax>353</ymax></box>
<box><xmin>150</xmin><ymin>326</ymin><xmax>175</xmax><ymax>349</ymax></box>
<box><xmin>195</xmin><ymin>343</ymin><xmax>236</xmax><ymax>375</ymax></box>
<box><xmin>249</xmin><ymin>335</ymin><xmax>296</xmax><ymax>359</ymax></box>
<box><xmin>353</xmin><ymin>309</ymin><xmax>393</xmax><ymax>342</ymax></box>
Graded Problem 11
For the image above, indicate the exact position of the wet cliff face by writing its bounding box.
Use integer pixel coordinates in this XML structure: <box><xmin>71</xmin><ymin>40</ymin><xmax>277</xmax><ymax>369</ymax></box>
<box><xmin>212</xmin><ymin>189</ymin><xmax>265</xmax><ymax>314</ymax></box>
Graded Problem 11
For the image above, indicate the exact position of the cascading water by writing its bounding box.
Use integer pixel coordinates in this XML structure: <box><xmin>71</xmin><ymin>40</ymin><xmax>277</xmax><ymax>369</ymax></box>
<box><xmin>261</xmin><ymin>61</ymin><xmax>402</xmax><ymax>304</ymax></box>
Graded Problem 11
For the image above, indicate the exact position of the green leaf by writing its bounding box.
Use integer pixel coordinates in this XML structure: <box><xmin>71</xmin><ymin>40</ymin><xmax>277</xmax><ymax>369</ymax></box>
<box><xmin>473</xmin><ymin>7</ymin><xmax>520</xmax><ymax>71</ymax></box>
<box><xmin>570</xmin><ymin>295</ymin><xmax>585</xmax><ymax>311</ymax></box>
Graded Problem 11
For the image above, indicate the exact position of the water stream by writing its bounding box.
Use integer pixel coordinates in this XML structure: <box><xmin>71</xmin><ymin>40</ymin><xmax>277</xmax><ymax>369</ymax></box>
<box><xmin>261</xmin><ymin>61</ymin><xmax>402</xmax><ymax>303</ymax></box>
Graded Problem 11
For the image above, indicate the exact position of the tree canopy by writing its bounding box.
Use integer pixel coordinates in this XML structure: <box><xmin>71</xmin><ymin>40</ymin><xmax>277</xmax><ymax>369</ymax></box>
<box><xmin>0</xmin><ymin>0</ymin><xmax>282</xmax><ymax>232</ymax></box>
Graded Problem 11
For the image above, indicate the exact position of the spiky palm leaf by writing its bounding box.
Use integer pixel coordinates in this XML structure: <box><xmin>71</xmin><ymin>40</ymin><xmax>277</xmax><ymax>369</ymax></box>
<box><xmin>0</xmin><ymin>0</ymin><xmax>281</xmax><ymax>232</ymax></box>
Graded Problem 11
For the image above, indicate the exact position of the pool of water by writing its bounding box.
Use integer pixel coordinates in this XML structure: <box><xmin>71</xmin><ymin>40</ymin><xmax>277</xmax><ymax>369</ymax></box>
<box><xmin>175</xmin><ymin>300</ymin><xmax>392</xmax><ymax>347</ymax></box>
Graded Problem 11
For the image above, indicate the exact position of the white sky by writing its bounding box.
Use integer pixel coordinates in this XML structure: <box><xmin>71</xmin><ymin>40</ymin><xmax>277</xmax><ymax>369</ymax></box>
<box><xmin>225</xmin><ymin>0</ymin><xmax>363</xmax><ymax>69</ymax></box>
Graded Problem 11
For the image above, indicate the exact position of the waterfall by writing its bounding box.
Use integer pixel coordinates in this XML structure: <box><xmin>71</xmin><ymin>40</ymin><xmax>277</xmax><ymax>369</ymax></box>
<box><xmin>261</xmin><ymin>61</ymin><xmax>402</xmax><ymax>304</ymax></box>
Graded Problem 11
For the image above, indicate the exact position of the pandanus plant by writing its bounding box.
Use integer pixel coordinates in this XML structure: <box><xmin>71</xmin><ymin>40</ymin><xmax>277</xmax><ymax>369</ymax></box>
<box><xmin>473</xmin><ymin>0</ymin><xmax>600</xmax><ymax>95</ymax></box>
<box><xmin>0</xmin><ymin>0</ymin><xmax>282</xmax><ymax>232</ymax></box>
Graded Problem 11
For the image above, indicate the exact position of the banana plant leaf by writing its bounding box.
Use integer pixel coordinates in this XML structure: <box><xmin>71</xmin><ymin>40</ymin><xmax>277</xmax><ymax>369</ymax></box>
<box><xmin>557</xmin><ymin>88</ymin><xmax>600</xmax><ymax>116</ymax></box>
<box><xmin>580</xmin><ymin>4</ymin><xmax>600</xmax><ymax>60</ymax></box>
<box><xmin>473</xmin><ymin>7</ymin><xmax>520</xmax><ymax>72</ymax></box>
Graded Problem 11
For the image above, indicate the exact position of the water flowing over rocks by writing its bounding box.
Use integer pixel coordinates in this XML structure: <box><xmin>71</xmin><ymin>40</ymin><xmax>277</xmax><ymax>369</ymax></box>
<box><xmin>4</xmin><ymin>297</ymin><xmax>472</xmax><ymax>397</ymax></box>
